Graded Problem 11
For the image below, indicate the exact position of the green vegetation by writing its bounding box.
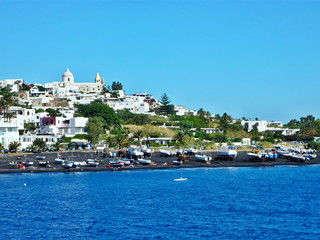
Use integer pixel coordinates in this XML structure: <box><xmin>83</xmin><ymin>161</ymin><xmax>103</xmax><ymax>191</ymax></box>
<box><xmin>156</xmin><ymin>93</ymin><xmax>175</xmax><ymax>115</ymax></box>
<box><xmin>86</xmin><ymin>116</ymin><xmax>106</xmax><ymax>145</ymax></box>
<box><xmin>46</xmin><ymin>108</ymin><xmax>62</xmax><ymax>117</ymax></box>
<box><xmin>117</xmin><ymin>110</ymin><xmax>151</xmax><ymax>125</ymax></box>
<box><xmin>0</xmin><ymin>87</ymin><xmax>18</xmax><ymax>121</ymax></box>
<box><xmin>76</xmin><ymin>100</ymin><xmax>120</xmax><ymax>129</ymax></box>
<box><xmin>9</xmin><ymin>141</ymin><xmax>21</xmax><ymax>152</ymax></box>
<box><xmin>32</xmin><ymin>138</ymin><xmax>47</xmax><ymax>150</ymax></box>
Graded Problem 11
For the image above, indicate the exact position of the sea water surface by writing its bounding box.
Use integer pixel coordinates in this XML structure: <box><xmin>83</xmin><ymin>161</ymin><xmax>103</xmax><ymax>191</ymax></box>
<box><xmin>1</xmin><ymin>165</ymin><xmax>320</xmax><ymax>240</ymax></box>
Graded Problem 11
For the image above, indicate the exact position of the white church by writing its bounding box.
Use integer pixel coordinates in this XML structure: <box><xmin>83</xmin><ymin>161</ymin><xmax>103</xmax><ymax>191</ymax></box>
<box><xmin>44</xmin><ymin>68</ymin><xmax>105</xmax><ymax>96</ymax></box>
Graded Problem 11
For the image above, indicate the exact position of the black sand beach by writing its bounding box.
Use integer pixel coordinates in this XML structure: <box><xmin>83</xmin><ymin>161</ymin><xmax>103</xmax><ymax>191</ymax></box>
<box><xmin>0</xmin><ymin>150</ymin><xmax>319</xmax><ymax>174</ymax></box>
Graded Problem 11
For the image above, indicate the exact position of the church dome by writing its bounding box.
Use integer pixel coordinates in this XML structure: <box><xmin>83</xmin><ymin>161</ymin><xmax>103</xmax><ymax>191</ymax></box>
<box><xmin>62</xmin><ymin>68</ymin><xmax>74</xmax><ymax>83</ymax></box>
<box><xmin>63</xmin><ymin>68</ymin><xmax>73</xmax><ymax>77</ymax></box>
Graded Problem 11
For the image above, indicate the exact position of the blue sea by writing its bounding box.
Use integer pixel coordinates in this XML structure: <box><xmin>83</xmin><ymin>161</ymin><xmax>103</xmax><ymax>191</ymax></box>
<box><xmin>1</xmin><ymin>165</ymin><xmax>320</xmax><ymax>240</ymax></box>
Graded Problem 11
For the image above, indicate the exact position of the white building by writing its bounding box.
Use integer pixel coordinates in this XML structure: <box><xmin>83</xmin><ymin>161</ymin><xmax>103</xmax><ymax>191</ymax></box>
<box><xmin>0</xmin><ymin>119</ymin><xmax>20</xmax><ymax>148</ymax></box>
<box><xmin>40</xmin><ymin>116</ymin><xmax>88</xmax><ymax>137</ymax></box>
<box><xmin>174</xmin><ymin>105</ymin><xmax>186</xmax><ymax>116</ymax></box>
<box><xmin>0</xmin><ymin>107</ymin><xmax>38</xmax><ymax>148</ymax></box>
<box><xmin>241</xmin><ymin>120</ymin><xmax>269</xmax><ymax>132</ymax></box>
<box><xmin>241</xmin><ymin>120</ymin><xmax>299</xmax><ymax>136</ymax></box>
<box><xmin>19</xmin><ymin>135</ymin><xmax>60</xmax><ymax>150</ymax></box>
<box><xmin>104</xmin><ymin>94</ymin><xmax>150</xmax><ymax>114</ymax></box>
<box><xmin>0</xmin><ymin>79</ymin><xmax>24</xmax><ymax>92</ymax></box>
<box><xmin>44</xmin><ymin>69</ymin><xmax>105</xmax><ymax>96</ymax></box>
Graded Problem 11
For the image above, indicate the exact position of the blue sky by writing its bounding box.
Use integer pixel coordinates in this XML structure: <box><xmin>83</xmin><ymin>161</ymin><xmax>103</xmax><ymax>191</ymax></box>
<box><xmin>1</xmin><ymin>0</ymin><xmax>320</xmax><ymax>123</ymax></box>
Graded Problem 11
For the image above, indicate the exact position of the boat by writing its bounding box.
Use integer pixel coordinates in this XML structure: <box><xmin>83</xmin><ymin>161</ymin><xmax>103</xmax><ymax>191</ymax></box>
<box><xmin>62</xmin><ymin>160</ymin><xmax>74</xmax><ymax>169</ymax></box>
<box><xmin>109</xmin><ymin>160</ymin><xmax>125</xmax><ymax>168</ymax></box>
<box><xmin>247</xmin><ymin>151</ymin><xmax>267</xmax><ymax>161</ymax></box>
<box><xmin>136</xmin><ymin>159</ymin><xmax>152</xmax><ymax>165</ymax></box>
<box><xmin>24</xmin><ymin>161</ymin><xmax>34</xmax><ymax>166</ymax></box>
<box><xmin>173</xmin><ymin>177</ymin><xmax>188</xmax><ymax>181</ymax></box>
<box><xmin>194</xmin><ymin>154</ymin><xmax>212</xmax><ymax>163</ymax></box>
<box><xmin>86</xmin><ymin>159</ymin><xmax>99</xmax><ymax>167</ymax></box>
<box><xmin>39</xmin><ymin>161</ymin><xmax>50</xmax><ymax>167</ymax></box>
<box><xmin>172</xmin><ymin>161</ymin><xmax>182</xmax><ymax>166</ymax></box>
<box><xmin>173</xmin><ymin>162</ymin><xmax>187</xmax><ymax>181</ymax></box>
<box><xmin>184</xmin><ymin>148</ymin><xmax>198</xmax><ymax>155</ymax></box>
<box><xmin>289</xmin><ymin>154</ymin><xmax>308</xmax><ymax>162</ymax></box>
<box><xmin>216</xmin><ymin>147</ymin><xmax>237</xmax><ymax>160</ymax></box>
<box><xmin>127</xmin><ymin>145</ymin><xmax>144</xmax><ymax>159</ymax></box>
<box><xmin>159</xmin><ymin>149</ymin><xmax>176</xmax><ymax>157</ymax></box>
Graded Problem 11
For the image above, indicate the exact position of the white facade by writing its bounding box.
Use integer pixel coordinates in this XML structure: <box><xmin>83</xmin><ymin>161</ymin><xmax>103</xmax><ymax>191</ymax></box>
<box><xmin>105</xmin><ymin>95</ymin><xmax>150</xmax><ymax>114</ymax></box>
<box><xmin>241</xmin><ymin>120</ymin><xmax>269</xmax><ymax>132</ymax></box>
<box><xmin>19</xmin><ymin>135</ymin><xmax>60</xmax><ymax>150</ymax></box>
<box><xmin>174</xmin><ymin>105</ymin><xmax>186</xmax><ymax>116</ymax></box>
<box><xmin>0</xmin><ymin>79</ymin><xmax>24</xmax><ymax>92</ymax></box>
<box><xmin>0</xmin><ymin>119</ymin><xmax>20</xmax><ymax>147</ymax></box>
<box><xmin>40</xmin><ymin>116</ymin><xmax>88</xmax><ymax>137</ymax></box>
<box><xmin>241</xmin><ymin>120</ymin><xmax>299</xmax><ymax>136</ymax></box>
<box><xmin>44</xmin><ymin>68</ymin><xmax>104</xmax><ymax>97</ymax></box>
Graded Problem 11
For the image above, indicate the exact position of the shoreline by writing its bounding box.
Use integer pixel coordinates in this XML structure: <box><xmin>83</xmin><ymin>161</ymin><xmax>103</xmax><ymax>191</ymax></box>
<box><xmin>0</xmin><ymin>150</ymin><xmax>319</xmax><ymax>174</ymax></box>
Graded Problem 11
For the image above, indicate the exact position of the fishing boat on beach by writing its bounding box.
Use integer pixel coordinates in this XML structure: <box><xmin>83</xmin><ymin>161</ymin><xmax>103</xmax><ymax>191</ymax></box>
<box><xmin>194</xmin><ymin>154</ymin><xmax>212</xmax><ymax>163</ymax></box>
<box><xmin>247</xmin><ymin>150</ymin><xmax>278</xmax><ymax>161</ymax></box>
<box><xmin>216</xmin><ymin>146</ymin><xmax>237</xmax><ymax>160</ymax></box>
<box><xmin>136</xmin><ymin>159</ymin><xmax>152</xmax><ymax>165</ymax></box>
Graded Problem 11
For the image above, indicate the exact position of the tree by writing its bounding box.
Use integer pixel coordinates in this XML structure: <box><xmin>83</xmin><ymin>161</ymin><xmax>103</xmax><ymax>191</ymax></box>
<box><xmin>33</xmin><ymin>138</ymin><xmax>47</xmax><ymax>150</ymax></box>
<box><xmin>9</xmin><ymin>141</ymin><xmax>21</xmax><ymax>152</ymax></box>
<box><xmin>157</xmin><ymin>93</ymin><xmax>175</xmax><ymax>115</ymax></box>
<box><xmin>76</xmin><ymin>100</ymin><xmax>120</xmax><ymax>129</ymax></box>
<box><xmin>61</xmin><ymin>135</ymin><xmax>72</xmax><ymax>143</ymax></box>
<box><xmin>114</xmin><ymin>134</ymin><xmax>126</xmax><ymax>149</ymax></box>
<box><xmin>51</xmin><ymin>141</ymin><xmax>62</xmax><ymax>151</ymax></box>
<box><xmin>24</xmin><ymin>123</ymin><xmax>37</xmax><ymax>133</ymax></box>
<box><xmin>35</xmin><ymin>108</ymin><xmax>45</xmax><ymax>113</ymax></box>
<box><xmin>111</xmin><ymin>81</ymin><xmax>123</xmax><ymax>91</ymax></box>
<box><xmin>0</xmin><ymin>87</ymin><xmax>17</xmax><ymax>121</ymax></box>
<box><xmin>46</xmin><ymin>108</ymin><xmax>62</xmax><ymax>117</ymax></box>
<box><xmin>86</xmin><ymin>116</ymin><xmax>106</xmax><ymax>145</ymax></box>
<box><xmin>0</xmin><ymin>143</ymin><xmax>4</xmax><ymax>152</ymax></box>
<box><xmin>38</xmin><ymin>86</ymin><xmax>46</xmax><ymax>91</ymax></box>
<box><xmin>133</xmin><ymin>130</ymin><xmax>145</xmax><ymax>142</ymax></box>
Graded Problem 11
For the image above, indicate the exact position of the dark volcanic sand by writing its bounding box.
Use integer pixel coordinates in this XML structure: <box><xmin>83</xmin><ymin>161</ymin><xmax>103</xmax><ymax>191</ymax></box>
<box><xmin>0</xmin><ymin>150</ymin><xmax>319</xmax><ymax>174</ymax></box>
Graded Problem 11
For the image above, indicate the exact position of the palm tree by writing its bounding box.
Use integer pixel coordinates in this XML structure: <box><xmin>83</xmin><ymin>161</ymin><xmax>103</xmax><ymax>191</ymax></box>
<box><xmin>0</xmin><ymin>143</ymin><xmax>4</xmax><ymax>152</ymax></box>
<box><xmin>51</xmin><ymin>141</ymin><xmax>62</xmax><ymax>151</ymax></box>
<box><xmin>0</xmin><ymin>87</ymin><xmax>17</xmax><ymax>121</ymax></box>
<box><xmin>9</xmin><ymin>141</ymin><xmax>21</xmax><ymax>152</ymax></box>
<box><xmin>133</xmin><ymin>130</ymin><xmax>145</xmax><ymax>142</ymax></box>
<box><xmin>33</xmin><ymin>138</ymin><xmax>46</xmax><ymax>151</ymax></box>
<box><xmin>174</xmin><ymin>130</ymin><xmax>189</xmax><ymax>147</ymax></box>
<box><xmin>114</xmin><ymin>134</ymin><xmax>125</xmax><ymax>149</ymax></box>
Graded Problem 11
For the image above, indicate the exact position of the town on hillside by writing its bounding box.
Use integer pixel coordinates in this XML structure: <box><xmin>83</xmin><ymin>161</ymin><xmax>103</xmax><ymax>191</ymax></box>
<box><xmin>0</xmin><ymin>68</ymin><xmax>319</xmax><ymax>154</ymax></box>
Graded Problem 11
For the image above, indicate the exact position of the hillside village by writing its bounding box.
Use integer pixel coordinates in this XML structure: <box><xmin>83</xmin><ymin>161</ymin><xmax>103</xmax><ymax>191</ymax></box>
<box><xmin>0</xmin><ymin>68</ymin><xmax>310</xmax><ymax>152</ymax></box>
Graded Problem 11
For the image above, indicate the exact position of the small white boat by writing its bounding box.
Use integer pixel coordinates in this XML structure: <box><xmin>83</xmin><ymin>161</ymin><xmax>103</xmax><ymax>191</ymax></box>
<box><xmin>25</xmin><ymin>161</ymin><xmax>34</xmax><ymax>166</ymax></box>
<box><xmin>195</xmin><ymin>154</ymin><xmax>212</xmax><ymax>162</ymax></box>
<box><xmin>86</xmin><ymin>159</ymin><xmax>99</xmax><ymax>167</ymax></box>
<box><xmin>174</xmin><ymin>177</ymin><xmax>188</xmax><ymax>181</ymax></box>
<box><xmin>136</xmin><ymin>159</ymin><xmax>152</xmax><ymax>165</ymax></box>
<box><xmin>62</xmin><ymin>160</ymin><xmax>74</xmax><ymax>169</ymax></box>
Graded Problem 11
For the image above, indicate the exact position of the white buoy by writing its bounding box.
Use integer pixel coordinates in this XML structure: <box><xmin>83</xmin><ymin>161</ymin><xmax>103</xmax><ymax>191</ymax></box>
<box><xmin>24</xmin><ymin>183</ymin><xmax>27</xmax><ymax>186</ymax></box>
